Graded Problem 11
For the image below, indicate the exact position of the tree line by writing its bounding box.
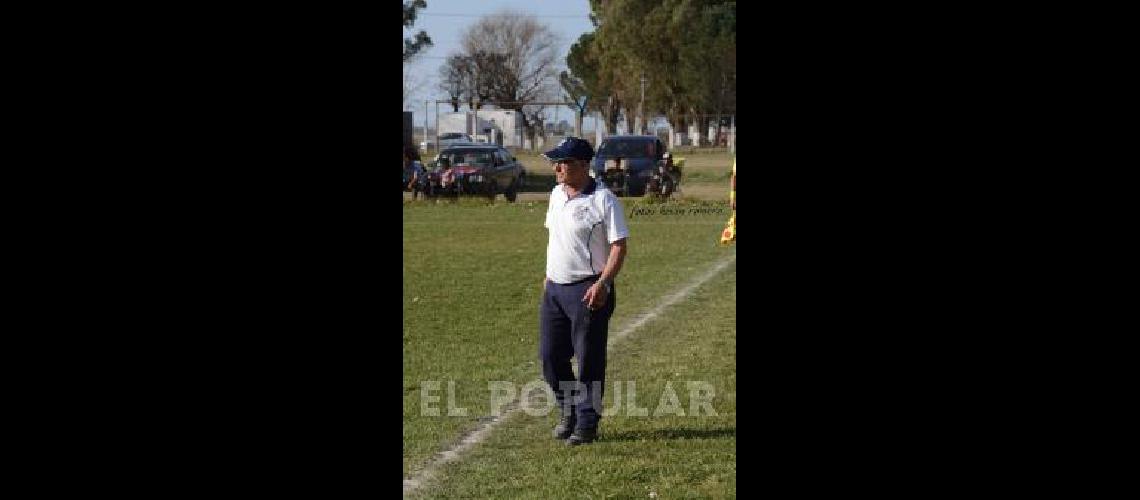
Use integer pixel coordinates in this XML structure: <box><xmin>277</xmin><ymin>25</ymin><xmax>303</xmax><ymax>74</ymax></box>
<box><xmin>423</xmin><ymin>1</ymin><xmax>735</xmax><ymax>145</ymax></box>
<box><xmin>568</xmin><ymin>0</ymin><xmax>736</xmax><ymax>144</ymax></box>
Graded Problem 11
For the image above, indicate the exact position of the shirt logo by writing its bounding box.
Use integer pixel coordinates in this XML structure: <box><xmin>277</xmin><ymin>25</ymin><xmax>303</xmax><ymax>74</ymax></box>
<box><xmin>573</xmin><ymin>205</ymin><xmax>592</xmax><ymax>223</ymax></box>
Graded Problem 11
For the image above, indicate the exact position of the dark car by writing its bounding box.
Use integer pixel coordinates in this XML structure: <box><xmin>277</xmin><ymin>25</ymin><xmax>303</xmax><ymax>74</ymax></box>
<box><xmin>589</xmin><ymin>135</ymin><xmax>668</xmax><ymax>196</ymax></box>
<box><xmin>429</xmin><ymin>145</ymin><xmax>526</xmax><ymax>202</ymax></box>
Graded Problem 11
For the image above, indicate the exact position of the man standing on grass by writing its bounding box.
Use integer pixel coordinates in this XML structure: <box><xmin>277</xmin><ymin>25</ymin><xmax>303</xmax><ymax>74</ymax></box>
<box><xmin>539</xmin><ymin>137</ymin><xmax>629</xmax><ymax>446</ymax></box>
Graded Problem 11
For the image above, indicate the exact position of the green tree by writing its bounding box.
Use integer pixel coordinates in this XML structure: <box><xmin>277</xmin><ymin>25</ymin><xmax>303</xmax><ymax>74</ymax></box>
<box><xmin>559</xmin><ymin>70</ymin><xmax>589</xmax><ymax>137</ymax></box>
<box><xmin>675</xmin><ymin>1</ymin><xmax>735</xmax><ymax>144</ymax></box>
<box><xmin>565</xmin><ymin>32</ymin><xmax>623</xmax><ymax>136</ymax></box>
<box><xmin>566</xmin><ymin>31</ymin><xmax>624</xmax><ymax>135</ymax></box>
<box><xmin>592</xmin><ymin>0</ymin><xmax>662</xmax><ymax>134</ymax></box>
<box><xmin>581</xmin><ymin>0</ymin><xmax>735</xmax><ymax>144</ymax></box>
<box><xmin>403</xmin><ymin>0</ymin><xmax>433</xmax><ymax>62</ymax></box>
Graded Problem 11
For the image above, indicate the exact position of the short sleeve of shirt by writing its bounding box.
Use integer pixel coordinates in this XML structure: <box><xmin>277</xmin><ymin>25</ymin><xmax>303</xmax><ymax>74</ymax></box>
<box><xmin>544</xmin><ymin>187</ymin><xmax>557</xmax><ymax>229</ymax></box>
<box><xmin>604</xmin><ymin>192</ymin><xmax>630</xmax><ymax>243</ymax></box>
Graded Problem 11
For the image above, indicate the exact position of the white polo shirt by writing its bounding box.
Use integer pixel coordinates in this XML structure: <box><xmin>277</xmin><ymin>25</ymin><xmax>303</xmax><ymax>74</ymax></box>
<box><xmin>544</xmin><ymin>179</ymin><xmax>629</xmax><ymax>284</ymax></box>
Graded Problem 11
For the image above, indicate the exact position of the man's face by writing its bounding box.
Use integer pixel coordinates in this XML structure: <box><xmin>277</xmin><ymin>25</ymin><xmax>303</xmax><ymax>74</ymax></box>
<box><xmin>552</xmin><ymin>158</ymin><xmax>588</xmax><ymax>185</ymax></box>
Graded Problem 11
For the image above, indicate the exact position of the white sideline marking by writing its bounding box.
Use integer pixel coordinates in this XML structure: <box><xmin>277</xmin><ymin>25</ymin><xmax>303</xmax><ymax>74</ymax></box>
<box><xmin>607</xmin><ymin>255</ymin><xmax>736</xmax><ymax>349</ymax></box>
<box><xmin>403</xmin><ymin>254</ymin><xmax>736</xmax><ymax>496</ymax></box>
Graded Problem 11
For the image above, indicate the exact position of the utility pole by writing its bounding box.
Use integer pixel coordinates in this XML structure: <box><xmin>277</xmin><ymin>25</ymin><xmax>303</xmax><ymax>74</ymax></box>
<box><xmin>472</xmin><ymin>55</ymin><xmax>482</xmax><ymax>142</ymax></box>
<box><xmin>639</xmin><ymin>74</ymin><xmax>647</xmax><ymax>135</ymax></box>
<box><xmin>469</xmin><ymin>55</ymin><xmax>478</xmax><ymax>138</ymax></box>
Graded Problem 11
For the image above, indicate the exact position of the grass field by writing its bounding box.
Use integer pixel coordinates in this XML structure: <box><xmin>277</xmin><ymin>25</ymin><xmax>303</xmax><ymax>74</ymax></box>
<box><xmin>404</xmin><ymin>195</ymin><xmax>736</xmax><ymax>497</ymax></box>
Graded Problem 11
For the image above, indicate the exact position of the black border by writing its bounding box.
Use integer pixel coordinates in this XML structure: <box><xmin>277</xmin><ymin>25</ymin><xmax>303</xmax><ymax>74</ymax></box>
<box><xmin>747</xmin><ymin>3</ymin><xmax>1069</xmax><ymax>493</ymax></box>
<box><xmin>59</xmin><ymin>1</ymin><xmax>1086</xmax><ymax>495</ymax></box>
<box><xmin>89</xmin><ymin>6</ymin><xmax>402</xmax><ymax>495</ymax></box>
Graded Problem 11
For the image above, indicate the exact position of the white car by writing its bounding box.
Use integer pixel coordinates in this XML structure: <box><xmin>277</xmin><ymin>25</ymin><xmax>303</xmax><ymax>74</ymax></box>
<box><xmin>421</xmin><ymin>132</ymin><xmax>474</xmax><ymax>152</ymax></box>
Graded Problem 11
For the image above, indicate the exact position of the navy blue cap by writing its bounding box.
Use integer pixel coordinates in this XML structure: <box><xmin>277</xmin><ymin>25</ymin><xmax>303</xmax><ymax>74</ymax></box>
<box><xmin>542</xmin><ymin>137</ymin><xmax>595</xmax><ymax>162</ymax></box>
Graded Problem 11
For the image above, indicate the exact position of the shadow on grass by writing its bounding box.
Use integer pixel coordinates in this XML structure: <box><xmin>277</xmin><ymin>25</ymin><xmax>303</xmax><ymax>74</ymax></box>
<box><xmin>601</xmin><ymin>427</ymin><xmax>736</xmax><ymax>442</ymax></box>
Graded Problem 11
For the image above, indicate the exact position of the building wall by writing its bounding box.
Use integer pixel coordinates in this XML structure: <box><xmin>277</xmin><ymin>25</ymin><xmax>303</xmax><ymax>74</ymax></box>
<box><xmin>437</xmin><ymin>110</ymin><xmax>525</xmax><ymax>147</ymax></box>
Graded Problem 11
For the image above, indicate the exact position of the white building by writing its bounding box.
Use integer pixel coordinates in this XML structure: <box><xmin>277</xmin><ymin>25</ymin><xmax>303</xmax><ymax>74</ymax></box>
<box><xmin>437</xmin><ymin>109</ymin><xmax>526</xmax><ymax>147</ymax></box>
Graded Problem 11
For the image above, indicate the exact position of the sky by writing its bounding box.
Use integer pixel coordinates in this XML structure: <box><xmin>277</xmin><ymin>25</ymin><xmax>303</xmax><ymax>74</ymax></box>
<box><xmin>403</xmin><ymin>0</ymin><xmax>597</xmax><ymax>129</ymax></box>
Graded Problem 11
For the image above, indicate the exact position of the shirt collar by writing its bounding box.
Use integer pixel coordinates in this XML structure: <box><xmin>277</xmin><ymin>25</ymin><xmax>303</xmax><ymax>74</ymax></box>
<box><xmin>561</xmin><ymin>178</ymin><xmax>597</xmax><ymax>200</ymax></box>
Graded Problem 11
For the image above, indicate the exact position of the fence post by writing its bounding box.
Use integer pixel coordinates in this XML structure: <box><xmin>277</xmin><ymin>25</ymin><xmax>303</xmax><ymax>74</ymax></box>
<box><xmin>730</xmin><ymin>115</ymin><xmax>735</xmax><ymax>154</ymax></box>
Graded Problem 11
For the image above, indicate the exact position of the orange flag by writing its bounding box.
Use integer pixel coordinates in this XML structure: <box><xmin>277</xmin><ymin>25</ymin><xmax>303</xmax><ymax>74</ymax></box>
<box><xmin>719</xmin><ymin>212</ymin><xmax>735</xmax><ymax>245</ymax></box>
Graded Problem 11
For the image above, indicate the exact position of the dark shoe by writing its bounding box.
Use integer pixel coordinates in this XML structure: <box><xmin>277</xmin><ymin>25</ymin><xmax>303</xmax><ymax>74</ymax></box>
<box><xmin>552</xmin><ymin>415</ymin><xmax>576</xmax><ymax>440</ymax></box>
<box><xmin>566</xmin><ymin>428</ymin><xmax>597</xmax><ymax>446</ymax></box>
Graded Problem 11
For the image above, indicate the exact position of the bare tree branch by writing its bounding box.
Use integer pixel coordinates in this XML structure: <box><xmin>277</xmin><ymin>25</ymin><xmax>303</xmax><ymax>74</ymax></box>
<box><xmin>450</xmin><ymin>10</ymin><xmax>561</xmax><ymax>140</ymax></box>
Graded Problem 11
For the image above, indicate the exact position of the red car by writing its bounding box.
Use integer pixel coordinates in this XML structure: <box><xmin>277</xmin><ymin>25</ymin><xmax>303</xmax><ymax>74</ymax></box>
<box><xmin>428</xmin><ymin>145</ymin><xmax>526</xmax><ymax>202</ymax></box>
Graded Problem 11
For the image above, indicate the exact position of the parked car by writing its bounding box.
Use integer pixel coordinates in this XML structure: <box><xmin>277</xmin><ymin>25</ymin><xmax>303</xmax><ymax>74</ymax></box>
<box><xmin>589</xmin><ymin>135</ymin><xmax>668</xmax><ymax>196</ymax></box>
<box><xmin>421</xmin><ymin>132</ymin><xmax>474</xmax><ymax>152</ymax></box>
<box><xmin>428</xmin><ymin>144</ymin><xmax>526</xmax><ymax>202</ymax></box>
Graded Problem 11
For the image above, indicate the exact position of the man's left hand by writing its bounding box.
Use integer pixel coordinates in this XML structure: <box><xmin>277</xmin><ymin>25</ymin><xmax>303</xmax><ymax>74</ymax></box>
<box><xmin>582</xmin><ymin>282</ymin><xmax>608</xmax><ymax>311</ymax></box>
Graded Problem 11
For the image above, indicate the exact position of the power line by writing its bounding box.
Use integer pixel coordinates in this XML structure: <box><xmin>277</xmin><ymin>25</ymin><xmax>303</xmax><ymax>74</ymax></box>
<box><xmin>421</xmin><ymin>12</ymin><xmax>588</xmax><ymax>18</ymax></box>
